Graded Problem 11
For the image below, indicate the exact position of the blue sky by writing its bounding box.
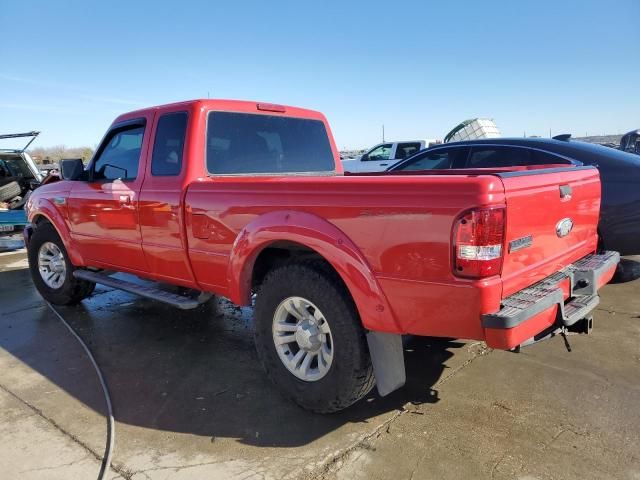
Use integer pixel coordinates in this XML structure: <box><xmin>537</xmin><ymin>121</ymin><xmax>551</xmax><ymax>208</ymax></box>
<box><xmin>1</xmin><ymin>0</ymin><xmax>638</xmax><ymax>150</ymax></box>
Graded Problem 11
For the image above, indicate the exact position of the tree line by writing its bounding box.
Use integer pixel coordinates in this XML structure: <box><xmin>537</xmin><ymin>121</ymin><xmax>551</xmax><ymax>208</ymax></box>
<box><xmin>28</xmin><ymin>145</ymin><xmax>94</xmax><ymax>164</ymax></box>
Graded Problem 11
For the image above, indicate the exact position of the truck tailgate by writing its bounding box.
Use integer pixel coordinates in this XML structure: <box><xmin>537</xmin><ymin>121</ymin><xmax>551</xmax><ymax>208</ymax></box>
<box><xmin>499</xmin><ymin>166</ymin><xmax>601</xmax><ymax>298</ymax></box>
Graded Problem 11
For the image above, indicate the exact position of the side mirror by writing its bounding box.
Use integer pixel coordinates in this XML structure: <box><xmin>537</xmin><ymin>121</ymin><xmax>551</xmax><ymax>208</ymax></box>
<box><xmin>360</xmin><ymin>153</ymin><xmax>369</xmax><ymax>161</ymax></box>
<box><xmin>60</xmin><ymin>159</ymin><xmax>86</xmax><ymax>181</ymax></box>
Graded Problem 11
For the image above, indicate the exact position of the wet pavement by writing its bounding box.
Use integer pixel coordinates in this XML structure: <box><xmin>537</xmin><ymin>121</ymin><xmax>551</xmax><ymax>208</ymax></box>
<box><xmin>1</xmin><ymin>250</ymin><xmax>639</xmax><ymax>479</ymax></box>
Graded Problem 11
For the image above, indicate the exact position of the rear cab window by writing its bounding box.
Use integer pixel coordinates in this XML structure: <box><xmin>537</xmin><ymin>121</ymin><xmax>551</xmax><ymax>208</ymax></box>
<box><xmin>206</xmin><ymin>112</ymin><xmax>335</xmax><ymax>174</ymax></box>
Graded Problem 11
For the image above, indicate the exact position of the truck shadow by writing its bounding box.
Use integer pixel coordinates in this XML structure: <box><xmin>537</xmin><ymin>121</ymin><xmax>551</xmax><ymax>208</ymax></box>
<box><xmin>0</xmin><ymin>265</ymin><xmax>460</xmax><ymax>448</ymax></box>
<box><xmin>611</xmin><ymin>257</ymin><xmax>640</xmax><ymax>284</ymax></box>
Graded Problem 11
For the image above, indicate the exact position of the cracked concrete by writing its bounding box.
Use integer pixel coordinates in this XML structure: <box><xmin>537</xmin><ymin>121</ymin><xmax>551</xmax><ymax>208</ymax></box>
<box><xmin>1</xmin><ymin>251</ymin><xmax>639</xmax><ymax>479</ymax></box>
<box><xmin>0</xmin><ymin>384</ymin><xmax>117</xmax><ymax>479</ymax></box>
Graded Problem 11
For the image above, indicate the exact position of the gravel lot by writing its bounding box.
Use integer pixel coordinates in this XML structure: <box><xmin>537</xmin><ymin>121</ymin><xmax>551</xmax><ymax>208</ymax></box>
<box><xmin>1</xmin><ymin>250</ymin><xmax>639</xmax><ymax>479</ymax></box>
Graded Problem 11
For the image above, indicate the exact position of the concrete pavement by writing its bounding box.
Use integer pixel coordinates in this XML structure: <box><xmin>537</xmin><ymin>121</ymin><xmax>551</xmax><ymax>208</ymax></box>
<box><xmin>1</xmin><ymin>250</ymin><xmax>639</xmax><ymax>479</ymax></box>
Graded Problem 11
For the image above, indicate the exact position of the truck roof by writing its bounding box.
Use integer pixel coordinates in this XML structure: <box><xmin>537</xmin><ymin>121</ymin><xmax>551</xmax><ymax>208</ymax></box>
<box><xmin>113</xmin><ymin>99</ymin><xmax>327</xmax><ymax>124</ymax></box>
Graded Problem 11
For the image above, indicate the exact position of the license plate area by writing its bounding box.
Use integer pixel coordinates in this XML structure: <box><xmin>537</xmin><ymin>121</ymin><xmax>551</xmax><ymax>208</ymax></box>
<box><xmin>0</xmin><ymin>225</ymin><xmax>14</xmax><ymax>233</ymax></box>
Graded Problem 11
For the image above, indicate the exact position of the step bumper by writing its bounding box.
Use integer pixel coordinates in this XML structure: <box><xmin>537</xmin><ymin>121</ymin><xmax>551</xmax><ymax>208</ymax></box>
<box><xmin>482</xmin><ymin>251</ymin><xmax>619</xmax><ymax>349</ymax></box>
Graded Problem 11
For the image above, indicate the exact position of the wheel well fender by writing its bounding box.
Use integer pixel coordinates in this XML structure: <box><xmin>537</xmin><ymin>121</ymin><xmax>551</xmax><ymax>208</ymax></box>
<box><xmin>30</xmin><ymin>201</ymin><xmax>84</xmax><ymax>265</ymax></box>
<box><xmin>227</xmin><ymin>210</ymin><xmax>400</xmax><ymax>333</ymax></box>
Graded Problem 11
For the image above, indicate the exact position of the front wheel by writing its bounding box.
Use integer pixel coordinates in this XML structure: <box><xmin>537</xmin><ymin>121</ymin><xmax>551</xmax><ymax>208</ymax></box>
<box><xmin>254</xmin><ymin>263</ymin><xmax>375</xmax><ymax>413</ymax></box>
<box><xmin>27</xmin><ymin>223</ymin><xmax>95</xmax><ymax>305</ymax></box>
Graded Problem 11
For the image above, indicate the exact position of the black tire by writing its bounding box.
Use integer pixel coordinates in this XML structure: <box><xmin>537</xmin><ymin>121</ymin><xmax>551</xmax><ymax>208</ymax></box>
<box><xmin>0</xmin><ymin>177</ymin><xmax>19</xmax><ymax>188</ymax></box>
<box><xmin>27</xmin><ymin>222</ymin><xmax>95</xmax><ymax>305</ymax></box>
<box><xmin>254</xmin><ymin>263</ymin><xmax>375</xmax><ymax>413</ymax></box>
<box><xmin>0</xmin><ymin>181</ymin><xmax>21</xmax><ymax>202</ymax></box>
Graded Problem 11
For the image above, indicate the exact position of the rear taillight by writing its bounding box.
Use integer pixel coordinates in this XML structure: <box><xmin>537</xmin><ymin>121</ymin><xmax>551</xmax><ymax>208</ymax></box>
<box><xmin>453</xmin><ymin>207</ymin><xmax>505</xmax><ymax>278</ymax></box>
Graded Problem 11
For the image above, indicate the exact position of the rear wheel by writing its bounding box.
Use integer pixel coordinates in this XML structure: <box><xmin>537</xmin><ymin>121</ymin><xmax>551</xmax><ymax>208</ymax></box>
<box><xmin>254</xmin><ymin>263</ymin><xmax>374</xmax><ymax>413</ymax></box>
<box><xmin>27</xmin><ymin>223</ymin><xmax>95</xmax><ymax>305</ymax></box>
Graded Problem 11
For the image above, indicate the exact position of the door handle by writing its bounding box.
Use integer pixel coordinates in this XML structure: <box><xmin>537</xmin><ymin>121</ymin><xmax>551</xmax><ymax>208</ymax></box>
<box><xmin>380</xmin><ymin>163</ymin><xmax>389</xmax><ymax>166</ymax></box>
<box><xmin>559</xmin><ymin>185</ymin><xmax>572</xmax><ymax>199</ymax></box>
<box><xmin>119</xmin><ymin>195</ymin><xmax>131</xmax><ymax>205</ymax></box>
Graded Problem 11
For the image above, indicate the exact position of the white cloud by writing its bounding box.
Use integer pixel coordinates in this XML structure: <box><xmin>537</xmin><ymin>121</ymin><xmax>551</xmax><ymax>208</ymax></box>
<box><xmin>0</xmin><ymin>73</ymin><xmax>143</xmax><ymax>106</ymax></box>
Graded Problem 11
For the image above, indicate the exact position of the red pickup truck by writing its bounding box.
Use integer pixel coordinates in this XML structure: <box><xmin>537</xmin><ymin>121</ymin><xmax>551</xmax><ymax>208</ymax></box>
<box><xmin>24</xmin><ymin>99</ymin><xmax>619</xmax><ymax>413</ymax></box>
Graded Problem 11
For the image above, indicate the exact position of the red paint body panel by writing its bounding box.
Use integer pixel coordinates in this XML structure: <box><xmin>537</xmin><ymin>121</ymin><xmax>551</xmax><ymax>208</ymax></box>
<box><xmin>66</xmin><ymin>109</ymin><xmax>155</xmax><ymax>272</ymax></box>
<box><xmin>500</xmin><ymin>169</ymin><xmax>600</xmax><ymax>297</ymax></box>
<box><xmin>26</xmin><ymin>99</ymin><xmax>610</xmax><ymax>350</ymax></box>
<box><xmin>138</xmin><ymin>103</ymin><xmax>197</xmax><ymax>286</ymax></box>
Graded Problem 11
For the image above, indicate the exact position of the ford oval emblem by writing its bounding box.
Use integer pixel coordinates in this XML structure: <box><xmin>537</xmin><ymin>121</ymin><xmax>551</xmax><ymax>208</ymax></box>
<box><xmin>556</xmin><ymin>218</ymin><xmax>574</xmax><ymax>238</ymax></box>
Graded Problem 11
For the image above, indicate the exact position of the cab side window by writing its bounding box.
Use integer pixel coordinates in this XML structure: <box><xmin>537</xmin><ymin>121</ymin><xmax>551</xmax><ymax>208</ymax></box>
<box><xmin>468</xmin><ymin>146</ymin><xmax>531</xmax><ymax>167</ymax></box>
<box><xmin>366</xmin><ymin>144</ymin><xmax>392</xmax><ymax>161</ymax></box>
<box><xmin>395</xmin><ymin>142</ymin><xmax>422</xmax><ymax>160</ymax></box>
<box><xmin>151</xmin><ymin>113</ymin><xmax>188</xmax><ymax>176</ymax></box>
<box><xmin>394</xmin><ymin>147</ymin><xmax>469</xmax><ymax>171</ymax></box>
<box><xmin>92</xmin><ymin>125</ymin><xmax>144</xmax><ymax>181</ymax></box>
<box><xmin>530</xmin><ymin>150</ymin><xmax>572</xmax><ymax>165</ymax></box>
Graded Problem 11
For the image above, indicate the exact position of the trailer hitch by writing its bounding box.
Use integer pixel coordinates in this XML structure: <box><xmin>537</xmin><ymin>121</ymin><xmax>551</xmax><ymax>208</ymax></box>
<box><xmin>511</xmin><ymin>316</ymin><xmax>594</xmax><ymax>353</ymax></box>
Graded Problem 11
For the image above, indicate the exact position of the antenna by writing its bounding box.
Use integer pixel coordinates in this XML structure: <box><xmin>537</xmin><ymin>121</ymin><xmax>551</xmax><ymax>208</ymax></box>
<box><xmin>382</xmin><ymin>124</ymin><xmax>385</xmax><ymax>142</ymax></box>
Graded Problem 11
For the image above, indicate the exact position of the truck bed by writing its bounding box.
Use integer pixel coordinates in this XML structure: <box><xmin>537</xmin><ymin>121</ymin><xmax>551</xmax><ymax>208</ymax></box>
<box><xmin>184</xmin><ymin>165</ymin><xmax>601</xmax><ymax>341</ymax></box>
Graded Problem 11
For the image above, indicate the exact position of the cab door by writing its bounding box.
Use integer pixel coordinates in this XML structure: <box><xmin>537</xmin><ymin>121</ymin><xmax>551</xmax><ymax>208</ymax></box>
<box><xmin>67</xmin><ymin>116</ymin><xmax>152</xmax><ymax>272</ymax></box>
<box><xmin>138</xmin><ymin>109</ymin><xmax>196</xmax><ymax>287</ymax></box>
<box><xmin>391</xmin><ymin>142</ymin><xmax>423</xmax><ymax>167</ymax></box>
<box><xmin>360</xmin><ymin>143</ymin><xmax>393</xmax><ymax>171</ymax></box>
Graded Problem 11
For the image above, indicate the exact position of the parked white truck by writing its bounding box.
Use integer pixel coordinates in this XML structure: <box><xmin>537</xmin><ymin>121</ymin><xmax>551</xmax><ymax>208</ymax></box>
<box><xmin>341</xmin><ymin>139</ymin><xmax>437</xmax><ymax>172</ymax></box>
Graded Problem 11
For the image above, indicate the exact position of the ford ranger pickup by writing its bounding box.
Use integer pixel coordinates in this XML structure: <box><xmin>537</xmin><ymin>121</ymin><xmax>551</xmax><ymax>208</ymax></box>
<box><xmin>24</xmin><ymin>99</ymin><xmax>619</xmax><ymax>413</ymax></box>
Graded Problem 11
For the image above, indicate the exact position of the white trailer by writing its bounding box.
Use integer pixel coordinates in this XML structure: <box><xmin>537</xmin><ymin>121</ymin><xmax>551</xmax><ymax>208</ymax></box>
<box><xmin>443</xmin><ymin>119</ymin><xmax>501</xmax><ymax>143</ymax></box>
